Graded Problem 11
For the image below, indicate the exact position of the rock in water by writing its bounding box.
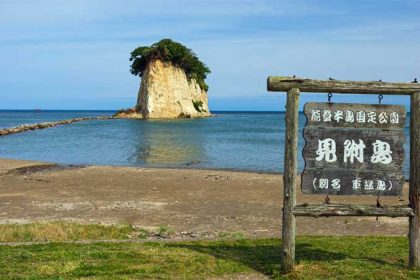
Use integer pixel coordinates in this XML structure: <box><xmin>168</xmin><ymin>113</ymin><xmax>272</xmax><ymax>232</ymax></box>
<box><xmin>136</xmin><ymin>59</ymin><xmax>210</xmax><ymax>119</ymax></box>
<box><xmin>115</xmin><ymin>39</ymin><xmax>211</xmax><ymax>119</ymax></box>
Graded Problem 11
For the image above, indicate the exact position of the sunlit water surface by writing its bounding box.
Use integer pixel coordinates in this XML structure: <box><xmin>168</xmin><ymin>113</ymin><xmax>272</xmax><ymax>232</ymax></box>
<box><xmin>0</xmin><ymin>110</ymin><xmax>410</xmax><ymax>177</ymax></box>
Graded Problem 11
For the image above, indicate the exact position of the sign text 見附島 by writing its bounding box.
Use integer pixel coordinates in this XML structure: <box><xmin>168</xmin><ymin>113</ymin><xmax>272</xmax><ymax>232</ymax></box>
<box><xmin>301</xmin><ymin>102</ymin><xmax>406</xmax><ymax>196</ymax></box>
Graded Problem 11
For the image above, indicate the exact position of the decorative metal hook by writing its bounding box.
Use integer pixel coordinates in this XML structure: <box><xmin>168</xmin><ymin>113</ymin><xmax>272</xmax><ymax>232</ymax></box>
<box><xmin>328</xmin><ymin>77</ymin><xmax>334</xmax><ymax>103</ymax></box>
<box><xmin>378</xmin><ymin>94</ymin><xmax>383</xmax><ymax>104</ymax></box>
<box><xmin>377</xmin><ymin>79</ymin><xmax>384</xmax><ymax>104</ymax></box>
<box><xmin>327</xmin><ymin>93</ymin><xmax>333</xmax><ymax>103</ymax></box>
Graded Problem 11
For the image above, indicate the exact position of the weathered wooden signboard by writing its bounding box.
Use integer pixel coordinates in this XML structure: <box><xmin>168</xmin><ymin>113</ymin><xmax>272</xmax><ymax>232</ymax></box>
<box><xmin>268</xmin><ymin>76</ymin><xmax>420</xmax><ymax>272</ymax></box>
<box><xmin>301</xmin><ymin>102</ymin><xmax>406</xmax><ymax>196</ymax></box>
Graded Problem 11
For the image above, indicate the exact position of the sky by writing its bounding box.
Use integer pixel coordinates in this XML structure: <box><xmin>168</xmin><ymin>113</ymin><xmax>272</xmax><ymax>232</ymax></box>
<box><xmin>0</xmin><ymin>0</ymin><xmax>419</xmax><ymax>111</ymax></box>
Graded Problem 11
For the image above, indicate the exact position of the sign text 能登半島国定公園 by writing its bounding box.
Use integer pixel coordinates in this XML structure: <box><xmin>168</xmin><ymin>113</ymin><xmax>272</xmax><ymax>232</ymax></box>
<box><xmin>301</xmin><ymin>102</ymin><xmax>406</xmax><ymax>196</ymax></box>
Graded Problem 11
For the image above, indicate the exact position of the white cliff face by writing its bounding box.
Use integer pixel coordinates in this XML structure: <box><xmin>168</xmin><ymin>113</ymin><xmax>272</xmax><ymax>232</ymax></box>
<box><xmin>136</xmin><ymin>59</ymin><xmax>211</xmax><ymax>118</ymax></box>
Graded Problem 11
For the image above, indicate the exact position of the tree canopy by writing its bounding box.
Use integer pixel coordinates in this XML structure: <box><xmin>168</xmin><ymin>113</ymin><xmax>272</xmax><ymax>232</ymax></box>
<box><xmin>129</xmin><ymin>39</ymin><xmax>211</xmax><ymax>91</ymax></box>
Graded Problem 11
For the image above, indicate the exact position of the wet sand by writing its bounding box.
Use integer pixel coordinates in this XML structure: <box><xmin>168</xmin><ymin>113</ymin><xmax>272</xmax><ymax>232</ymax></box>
<box><xmin>0</xmin><ymin>158</ymin><xmax>410</xmax><ymax>238</ymax></box>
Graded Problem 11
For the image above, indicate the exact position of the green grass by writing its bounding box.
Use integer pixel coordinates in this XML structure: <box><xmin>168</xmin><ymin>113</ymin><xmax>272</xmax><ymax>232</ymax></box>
<box><xmin>0</xmin><ymin>222</ymin><xmax>150</xmax><ymax>242</ymax></box>
<box><xmin>1</xmin><ymin>235</ymin><xmax>419</xmax><ymax>279</ymax></box>
<box><xmin>0</xmin><ymin>223</ymin><xmax>418</xmax><ymax>279</ymax></box>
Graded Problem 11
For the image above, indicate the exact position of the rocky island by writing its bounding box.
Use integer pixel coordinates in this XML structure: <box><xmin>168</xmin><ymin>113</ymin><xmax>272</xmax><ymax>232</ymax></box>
<box><xmin>116</xmin><ymin>39</ymin><xmax>211</xmax><ymax>119</ymax></box>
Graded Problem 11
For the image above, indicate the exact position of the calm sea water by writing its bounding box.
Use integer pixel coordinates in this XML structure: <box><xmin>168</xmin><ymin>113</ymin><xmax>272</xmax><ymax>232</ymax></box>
<box><xmin>0</xmin><ymin>110</ymin><xmax>410</xmax><ymax>177</ymax></box>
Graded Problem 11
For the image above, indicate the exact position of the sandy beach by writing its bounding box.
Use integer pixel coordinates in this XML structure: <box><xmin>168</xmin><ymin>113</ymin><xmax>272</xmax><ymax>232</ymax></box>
<box><xmin>0</xmin><ymin>157</ymin><xmax>410</xmax><ymax>238</ymax></box>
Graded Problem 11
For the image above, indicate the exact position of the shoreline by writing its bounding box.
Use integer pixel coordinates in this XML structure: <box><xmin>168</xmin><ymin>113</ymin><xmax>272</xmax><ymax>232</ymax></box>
<box><xmin>0</xmin><ymin>156</ymin><xmax>283</xmax><ymax>176</ymax></box>
<box><xmin>0</xmin><ymin>157</ymin><xmax>410</xmax><ymax>237</ymax></box>
<box><xmin>1</xmin><ymin>156</ymin><xmax>411</xmax><ymax>181</ymax></box>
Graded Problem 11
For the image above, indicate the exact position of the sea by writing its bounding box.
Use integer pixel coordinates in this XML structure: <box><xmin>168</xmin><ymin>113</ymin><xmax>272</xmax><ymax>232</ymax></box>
<box><xmin>0</xmin><ymin>110</ymin><xmax>411</xmax><ymax>178</ymax></box>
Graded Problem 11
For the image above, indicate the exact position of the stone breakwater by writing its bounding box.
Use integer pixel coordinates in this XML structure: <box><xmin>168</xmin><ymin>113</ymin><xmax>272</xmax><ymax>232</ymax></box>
<box><xmin>0</xmin><ymin>116</ymin><xmax>113</xmax><ymax>137</ymax></box>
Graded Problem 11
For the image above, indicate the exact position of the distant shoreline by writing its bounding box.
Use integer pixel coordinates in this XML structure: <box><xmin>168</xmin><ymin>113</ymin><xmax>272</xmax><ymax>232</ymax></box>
<box><xmin>0</xmin><ymin>109</ymin><xmax>289</xmax><ymax>113</ymax></box>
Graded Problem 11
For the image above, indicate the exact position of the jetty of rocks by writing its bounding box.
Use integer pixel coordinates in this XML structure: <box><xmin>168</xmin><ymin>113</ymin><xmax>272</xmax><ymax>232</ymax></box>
<box><xmin>0</xmin><ymin>116</ymin><xmax>113</xmax><ymax>137</ymax></box>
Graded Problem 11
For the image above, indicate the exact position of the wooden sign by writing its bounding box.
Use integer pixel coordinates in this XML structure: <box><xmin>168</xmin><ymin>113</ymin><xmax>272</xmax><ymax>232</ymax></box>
<box><xmin>301</xmin><ymin>102</ymin><xmax>406</xmax><ymax>196</ymax></box>
<box><xmin>268</xmin><ymin>76</ymin><xmax>420</xmax><ymax>271</ymax></box>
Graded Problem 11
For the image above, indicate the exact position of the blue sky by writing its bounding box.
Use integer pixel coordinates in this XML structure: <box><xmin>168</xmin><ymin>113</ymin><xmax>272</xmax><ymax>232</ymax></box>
<box><xmin>0</xmin><ymin>0</ymin><xmax>419</xmax><ymax>111</ymax></box>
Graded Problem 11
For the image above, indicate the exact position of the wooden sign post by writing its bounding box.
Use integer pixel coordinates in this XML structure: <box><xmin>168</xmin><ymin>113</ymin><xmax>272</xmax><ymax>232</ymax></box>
<box><xmin>281</xmin><ymin>87</ymin><xmax>300</xmax><ymax>272</ymax></box>
<box><xmin>267</xmin><ymin>76</ymin><xmax>420</xmax><ymax>272</ymax></box>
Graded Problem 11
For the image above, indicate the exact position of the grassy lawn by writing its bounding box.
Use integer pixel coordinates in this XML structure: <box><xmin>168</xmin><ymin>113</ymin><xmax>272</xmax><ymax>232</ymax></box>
<box><xmin>0</xmin><ymin>223</ymin><xmax>419</xmax><ymax>279</ymax></box>
<box><xmin>0</xmin><ymin>222</ymin><xmax>150</xmax><ymax>242</ymax></box>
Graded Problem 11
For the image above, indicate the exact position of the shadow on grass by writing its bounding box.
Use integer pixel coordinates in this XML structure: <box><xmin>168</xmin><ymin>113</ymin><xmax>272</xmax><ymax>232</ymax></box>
<box><xmin>167</xmin><ymin>240</ymin><xmax>346</xmax><ymax>277</ymax></box>
<box><xmin>363</xmin><ymin>256</ymin><xmax>407</xmax><ymax>269</ymax></box>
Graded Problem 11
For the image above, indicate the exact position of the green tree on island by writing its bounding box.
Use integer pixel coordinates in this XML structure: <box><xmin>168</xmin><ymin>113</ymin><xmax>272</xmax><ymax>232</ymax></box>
<box><xmin>129</xmin><ymin>39</ymin><xmax>211</xmax><ymax>91</ymax></box>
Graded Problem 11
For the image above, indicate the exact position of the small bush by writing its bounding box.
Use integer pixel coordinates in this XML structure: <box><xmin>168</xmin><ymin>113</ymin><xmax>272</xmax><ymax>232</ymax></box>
<box><xmin>129</xmin><ymin>39</ymin><xmax>211</xmax><ymax>91</ymax></box>
<box><xmin>192</xmin><ymin>100</ymin><xmax>204</xmax><ymax>112</ymax></box>
<box><xmin>113</xmin><ymin>108</ymin><xmax>136</xmax><ymax>117</ymax></box>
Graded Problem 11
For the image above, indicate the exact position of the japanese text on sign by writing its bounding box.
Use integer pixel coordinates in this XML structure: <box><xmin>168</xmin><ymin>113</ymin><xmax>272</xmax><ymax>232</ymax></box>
<box><xmin>301</xmin><ymin>102</ymin><xmax>406</xmax><ymax>196</ymax></box>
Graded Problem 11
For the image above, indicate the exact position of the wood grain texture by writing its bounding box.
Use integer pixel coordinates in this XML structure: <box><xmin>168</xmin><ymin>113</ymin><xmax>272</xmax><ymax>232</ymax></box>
<box><xmin>293</xmin><ymin>203</ymin><xmax>414</xmax><ymax>217</ymax></box>
<box><xmin>409</xmin><ymin>92</ymin><xmax>420</xmax><ymax>268</ymax></box>
<box><xmin>267</xmin><ymin>76</ymin><xmax>420</xmax><ymax>95</ymax></box>
<box><xmin>281</xmin><ymin>88</ymin><xmax>300</xmax><ymax>273</ymax></box>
